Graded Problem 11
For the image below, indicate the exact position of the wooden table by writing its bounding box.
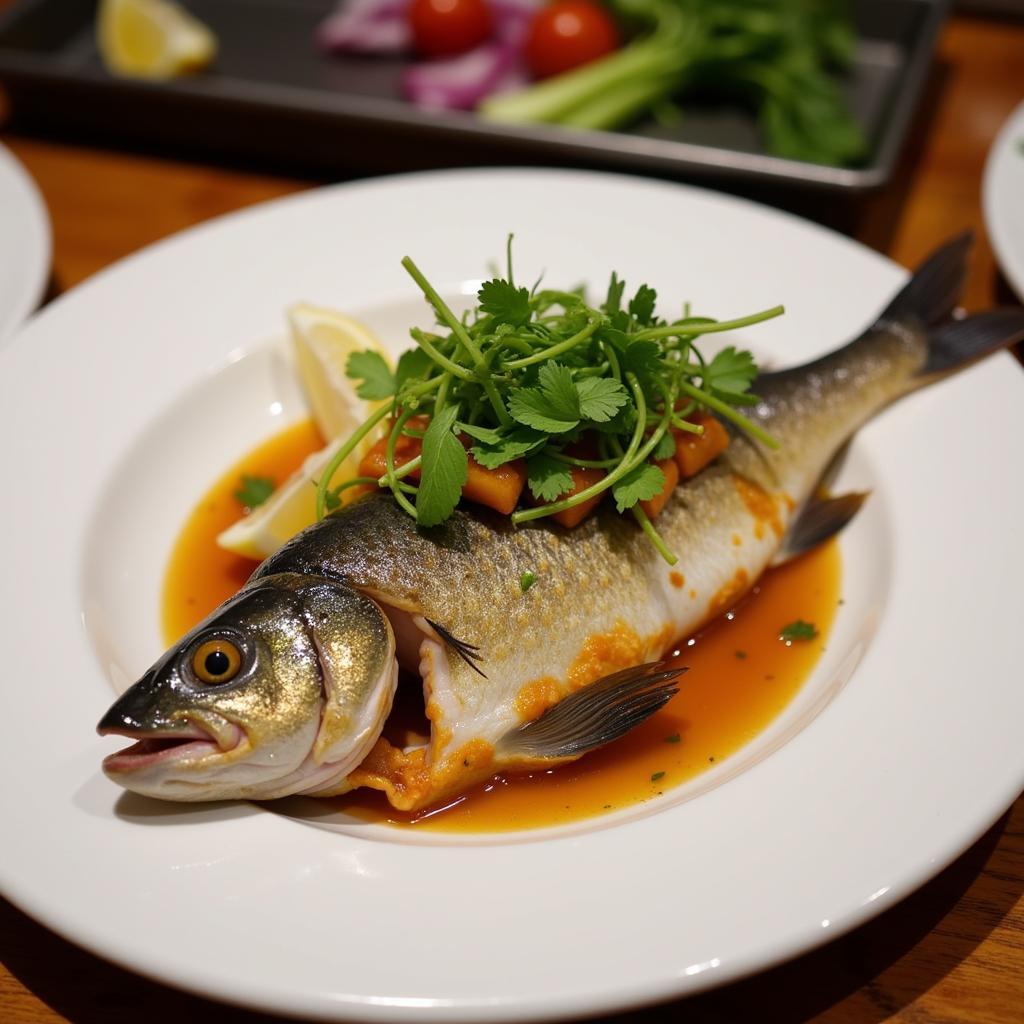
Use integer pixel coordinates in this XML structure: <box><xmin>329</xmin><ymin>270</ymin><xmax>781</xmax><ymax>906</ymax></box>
<box><xmin>2</xmin><ymin>12</ymin><xmax>1023</xmax><ymax>1024</ymax></box>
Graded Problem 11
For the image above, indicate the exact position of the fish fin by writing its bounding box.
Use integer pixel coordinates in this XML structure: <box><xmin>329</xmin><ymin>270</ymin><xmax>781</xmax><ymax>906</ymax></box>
<box><xmin>877</xmin><ymin>233</ymin><xmax>972</xmax><ymax>329</ymax></box>
<box><xmin>921</xmin><ymin>308</ymin><xmax>1024</xmax><ymax>377</ymax></box>
<box><xmin>773</xmin><ymin>491</ymin><xmax>870</xmax><ymax>565</ymax></box>
<box><xmin>496</xmin><ymin>662</ymin><xmax>685</xmax><ymax>760</ymax></box>
<box><xmin>426</xmin><ymin>619</ymin><xmax>487</xmax><ymax>678</ymax></box>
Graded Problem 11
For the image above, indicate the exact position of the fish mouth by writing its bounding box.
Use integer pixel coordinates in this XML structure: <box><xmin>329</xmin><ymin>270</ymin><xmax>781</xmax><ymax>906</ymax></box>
<box><xmin>100</xmin><ymin>717</ymin><xmax>245</xmax><ymax>774</ymax></box>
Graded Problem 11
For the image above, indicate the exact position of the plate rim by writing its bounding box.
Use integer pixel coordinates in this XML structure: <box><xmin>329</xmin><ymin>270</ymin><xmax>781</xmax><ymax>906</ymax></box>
<box><xmin>0</xmin><ymin>140</ymin><xmax>50</xmax><ymax>343</ymax></box>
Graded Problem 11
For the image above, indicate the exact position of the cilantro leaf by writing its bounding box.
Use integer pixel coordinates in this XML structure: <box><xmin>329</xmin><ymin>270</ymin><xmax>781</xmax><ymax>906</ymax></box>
<box><xmin>509</xmin><ymin>363</ymin><xmax>581</xmax><ymax>433</ymax></box>
<box><xmin>576</xmin><ymin>377</ymin><xmax>629</xmax><ymax>422</ymax></box>
<box><xmin>478</xmin><ymin>279</ymin><xmax>531</xmax><ymax>327</ymax></box>
<box><xmin>537</xmin><ymin>362</ymin><xmax>580</xmax><ymax>419</ymax></box>
<box><xmin>621</xmin><ymin>339</ymin><xmax>662</xmax><ymax>380</ymax></box>
<box><xmin>603</xmin><ymin>272</ymin><xmax>625</xmax><ymax>315</ymax></box>
<box><xmin>705</xmin><ymin>346</ymin><xmax>759</xmax><ymax>403</ymax></box>
<box><xmin>346</xmin><ymin>350</ymin><xmax>395</xmax><ymax>400</ymax></box>
<box><xmin>416</xmin><ymin>406</ymin><xmax>468</xmax><ymax>527</ymax></box>
<box><xmin>395</xmin><ymin>348</ymin><xmax>433</xmax><ymax>391</ymax></box>
<box><xmin>612</xmin><ymin>462</ymin><xmax>664</xmax><ymax>513</ymax></box>
<box><xmin>629</xmin><ymin>284</ymin><xmax>657</xmax><ymax>326</ymax></box>
<box><xmin>509</xmin><ymin>390</ymin><xmax>580</xmax><ymax>433</ymax></box>
<box><xmin>653</xmin><ymin>431</ymin><xmax>677</xmax><ymax>461</ymax></box>
<box><xmin>526</xmin><ymin>451</ymin><xmax>575</xmax><ymax>501</ymax></box>
<box><xmin>597</xmin><ymin>325</ymin><xmax>629</xmax><ymax>354</ymax></box>
<box><xmin>471</xmin><ymin>427</ymin><xmax>546</xmax><ymax>468</ymax></box>
<box><xmin>234</xmin><ymin>474</ymin><xmax>275</xmax><ymax>510</ymax></box>
<box><xmin>458</xmin><ymin>422</ymin><xmax>504</xmax><ymax>445</ymax></box>
<box><xmin>779</xmin><ymin>620</ymin><xmax>818</xmax><ymax>642</ymax></box>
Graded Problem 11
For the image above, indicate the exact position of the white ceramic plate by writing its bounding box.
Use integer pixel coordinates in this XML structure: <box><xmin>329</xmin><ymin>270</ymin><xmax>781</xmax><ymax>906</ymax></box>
<box><xmin>983</xmin><ymin>99</ymin><xmax>1024</xmax><ymax>301</ymax></box>
<box><xmin>1</xmin><ymin>169</ymin><xmax>1022</xmax><ymax>1022</ymax></box>
<box><xmin>0</xmin><ymin>142</ymin><xmax>50</xmax><ymax>344</ymax></box>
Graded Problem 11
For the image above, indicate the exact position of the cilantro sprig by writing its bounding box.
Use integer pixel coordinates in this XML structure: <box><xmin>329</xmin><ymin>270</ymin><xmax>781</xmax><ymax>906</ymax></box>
<box><xmin>315</xmin><ymin>239</ymin><xmax>781</xmax><ymax>563</ymax></box>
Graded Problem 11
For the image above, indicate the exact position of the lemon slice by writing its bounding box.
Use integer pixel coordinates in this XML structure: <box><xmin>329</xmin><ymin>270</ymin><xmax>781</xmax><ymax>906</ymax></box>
<box><xmin>288</xmin><ymin>303</ymin><xmax>391</xmax><ymax>442</ymax></box>
<box><xmin>216</xmin><ymin>438</ymin><xmax>357</xmax><ymax>560</ymax></box>
<box><xmin>217</xmin><ymin>306</ymin><xmax>391</xmax><ymax>559</ymax></box>
<box><xmin>97</xmin><ymin>0</ymin><xmax>217</xmax><ymax>80</ymax></box>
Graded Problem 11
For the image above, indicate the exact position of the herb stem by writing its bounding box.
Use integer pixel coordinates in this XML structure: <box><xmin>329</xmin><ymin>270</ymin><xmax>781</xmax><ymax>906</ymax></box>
<box><xmin>677</xmin><ymin>379</ymin><xmax>779</xmax><ymax>449</ymax></box>
<box><xmin>410</xmin><ymin>328</ymin><xmax>475</xmax><ymax>381</ymax></box>
<box><xmin>631</xmin><ymin>504</ymin><xmax>678</xmax><ymax>565</ymax></box>
<box><xmin>315</xmin><ymin>375</ymin><xmax>444</xmax><ymax>519</ymax></box>
<box><xmin>504</xmin><ymin>317</ymin><xmax>601</xmax><ymax>369</ymax></box>
<box><xmin>402</xmin><ymin>255</ymin><xmax>513</xmax><ymax>427</ymax></box>
<box><xmin>385</xmin><ymin>407</ymin><xmax>420</xmax><ymax>518</ymax></box>
<box><xmin>634</xmin><ymin>305</ymin><xmax>784</xmax><ymax>341</ymax></box>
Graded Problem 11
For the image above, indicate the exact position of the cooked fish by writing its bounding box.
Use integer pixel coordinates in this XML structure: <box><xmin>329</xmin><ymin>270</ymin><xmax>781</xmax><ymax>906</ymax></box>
<box><xmin>98</xmin><ymin>236</ymin><xmax>1024</xmax><ymax>808</ymax></box>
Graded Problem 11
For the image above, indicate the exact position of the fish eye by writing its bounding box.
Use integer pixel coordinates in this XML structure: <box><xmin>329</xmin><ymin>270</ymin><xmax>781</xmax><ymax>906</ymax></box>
<box><xmin>191</xmin><ymin>638</ymin><xmax>243</xmax><ymax>685</ymax></box>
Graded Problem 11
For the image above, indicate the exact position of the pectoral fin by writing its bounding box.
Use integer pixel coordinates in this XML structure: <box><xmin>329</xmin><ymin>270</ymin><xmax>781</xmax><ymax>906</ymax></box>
<box><xmin>773</xmin><ymin>491</ymin><xmax>870</xmax><ymax>566</ymax></box>
<box><xmin>496</xmin><ymin>662</ymin><xmax>684</xmax><ymax>761</ymax></box>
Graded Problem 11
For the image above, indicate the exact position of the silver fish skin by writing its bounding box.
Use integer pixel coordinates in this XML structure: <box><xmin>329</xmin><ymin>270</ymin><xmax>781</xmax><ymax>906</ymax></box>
<box><xmin>97</xmin><ymin>237</ymin><xmax>1024</xmax><ymax>808</ymax></box>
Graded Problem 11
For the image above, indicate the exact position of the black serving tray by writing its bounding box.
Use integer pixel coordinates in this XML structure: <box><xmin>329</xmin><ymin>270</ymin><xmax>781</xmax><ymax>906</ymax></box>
<box><xmin>0</xmin><ymin>0</ymin><xmax>950</xmax><ymax>192</ymax></box>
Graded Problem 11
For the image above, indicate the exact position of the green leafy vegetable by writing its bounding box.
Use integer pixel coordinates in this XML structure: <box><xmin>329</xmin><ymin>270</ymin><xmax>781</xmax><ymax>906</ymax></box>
<box><xmin>479</xmin><ymin>0</ymin><xmax>867</xmax><ymax>168</ymax></box>
<box><xmin>526</xmin><ymin>451</ymin><xmax>576</xmax><ymax>502</ymax></box>
<box><xmin>471</xmin><ymin>427</ymin><xmax>547</xmax><ymax>469</ymax></box>
<box><xmin>416</xmin><ymin>406</ymin><xmax>468</xmax><ymax>527</ymax></box>
<box><xmin>315</xmin><ymin>240</ymin><xmax>783</xmax><ymax>563</ymax></box>
<box><xmin>575</xmin><ymin>377</ymin><xmax>630</xmax><ymax>422</ymax></box>
<box><xmin>779</xmin><ymin>619</ymin><xmax>819</xmax><ymax>642</ymax></box>
<box><xmin>346</xmin><ymin>350</ymin><xmax>395</xmax><ymax>400</ymax></box>
<box><xmin>705</xmin><ymin>346</ymin><xmax>759</xmax><ymax>405</ymax></box>
<box><xmin>234</xmin><ymin>474</ymin><xmax>275</xmax><ymax>510</ymax></box>
<box><xmin>612</xmin><ymin>462</ymin><xmax>665</xmax><ymax>513</ymax></box>
<box><xmin>478</xmin><ymin>279</ymin><xmax>531</xmax><ymax>326</ymax></box>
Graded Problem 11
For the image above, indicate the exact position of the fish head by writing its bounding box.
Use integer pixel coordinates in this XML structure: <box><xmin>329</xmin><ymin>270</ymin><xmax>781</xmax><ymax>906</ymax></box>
<box><xmin>97</xmin><ymin>573</ymin><xmax>397</xmax><ymax>801</ymax></box>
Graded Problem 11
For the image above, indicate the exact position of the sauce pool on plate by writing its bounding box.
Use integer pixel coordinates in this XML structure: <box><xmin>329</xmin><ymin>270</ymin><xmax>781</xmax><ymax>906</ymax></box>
<box><xmin>163</xmin><ymin>419</ymin><xmax>840</xmax><ymax>832</ymax></box>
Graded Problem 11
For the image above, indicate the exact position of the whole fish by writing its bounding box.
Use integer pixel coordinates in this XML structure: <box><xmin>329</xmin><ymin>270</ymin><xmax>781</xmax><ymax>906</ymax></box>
<box><xmin>98</xmin><ymin>237</ymin><xmax>1024</xmax><ymax>809</ymax></box>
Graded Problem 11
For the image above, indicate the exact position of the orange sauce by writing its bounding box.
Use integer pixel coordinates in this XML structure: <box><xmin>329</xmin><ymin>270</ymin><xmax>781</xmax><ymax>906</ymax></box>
<box><xmin>163</xmin><ymin>419</ymin><xmax>841</xmax><ymax>833</ymax></box>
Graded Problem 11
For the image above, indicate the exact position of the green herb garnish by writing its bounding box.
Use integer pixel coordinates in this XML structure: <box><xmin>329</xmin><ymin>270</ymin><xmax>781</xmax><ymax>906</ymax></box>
<box><xmin>664</xmin><ymin>733</ymin><xmax>681</xmax><ymax>744</ymax></box>
<box><xmin>651</xmin><ymin>771</ymin><xmax>666</xmax><ymax>782</ymax></box>
<box><xmin>779</xmin><ymin>619</ymin><xmax>819</xmax><ymax>642</ymax></box>
<box><xmin>480</xmin><ymin>0</ymin><xmax>867</xmax><ymax>168</ymax></box>
<box><xmin>520</xmin><ymin>571</ymin><xmax>537</xmax><ymax>593</ymax></box>
<box><xmin>234</xmin><ymin>474</ymin><xmax>275</xmax><ymax>510</ymax></box>
<box><xmin>318</xmin><ymin>239</ymin><xmax>781</xmax><ymax>563</ymax></box>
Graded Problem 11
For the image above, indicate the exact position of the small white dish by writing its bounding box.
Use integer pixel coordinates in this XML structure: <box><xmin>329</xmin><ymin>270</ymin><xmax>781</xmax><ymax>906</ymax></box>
<box><xmin>983</xmin><ymin>99</ymin><xmax>1024</xmax><ymax>301</ymax></box>
<box><xmin>0</xmin><ymin>142</ymin><xmax>50</xmax><ymax>343</ymax></box>
<box><xmin>0</xmin><ymin>169</ymin><xmax>1022</xmax><ymax>1022</ymax></box>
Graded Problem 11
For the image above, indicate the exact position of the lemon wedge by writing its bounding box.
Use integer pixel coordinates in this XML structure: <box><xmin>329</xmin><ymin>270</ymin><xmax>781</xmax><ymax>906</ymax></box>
<box><xmin>97</xmin><ymin>0</ymin><xmax>217</xmax><ymax>80</ymax></box>
<box><xmin>288</xmin><ymin>303</ymin><xmax>391</xmax><ymax>442</ymax></box>
<box><xmin>216</xmin><ymin>438</ymin><xmax>354</xmax><ymax>560</ymax></box>
<box><xmin>216</xmin><ymin>305</ymin><xmax>390</xmax><ymax>559</ymax></box>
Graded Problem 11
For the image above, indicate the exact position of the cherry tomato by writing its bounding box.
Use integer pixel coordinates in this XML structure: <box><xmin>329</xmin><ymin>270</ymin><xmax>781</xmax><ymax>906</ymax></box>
<box><xmin>525</xmin><ymin>0</ymin><xmax>619</xmax><ymax>80</ymax></box>
<box><xmin>409</xmin><ymin>0</ymin><xmax>492</xmax><ymax>58</ymax></box>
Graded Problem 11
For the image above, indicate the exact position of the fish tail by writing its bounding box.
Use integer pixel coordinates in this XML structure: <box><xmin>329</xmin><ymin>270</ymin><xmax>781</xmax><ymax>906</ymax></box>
<box><xmin>870</xmin><ymin>232</ymin><xmax>1024</xmax><ymax>376</ymax></box>
<box><xmin>877</xmin><ymin>232</ymin><xmax>973</xmax><ymax>329</ymax></box>
<box><xmin>920</xmin><ymin>309</ymin><xmax>1024</xmax><ymax>377</ymax></box>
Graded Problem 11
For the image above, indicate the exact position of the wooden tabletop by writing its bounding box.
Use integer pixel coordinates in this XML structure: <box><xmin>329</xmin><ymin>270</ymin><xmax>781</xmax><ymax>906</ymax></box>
<box><xmin>2</xmin><ymin>11</ymin><xmax>1023</xmax><ymax>1024</ymax></box>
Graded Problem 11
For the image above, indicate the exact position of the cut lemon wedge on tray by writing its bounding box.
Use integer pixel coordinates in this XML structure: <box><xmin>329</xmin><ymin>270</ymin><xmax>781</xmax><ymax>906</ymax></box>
<box><xmin>217</xmin><ymin>305</ymin><xmax>390</xmax><ymax>559</ymax></box>
<box><xmin>97</xmin><ymin>0</ymin><xmax>217</xmax><ymax>80</ymax></box>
